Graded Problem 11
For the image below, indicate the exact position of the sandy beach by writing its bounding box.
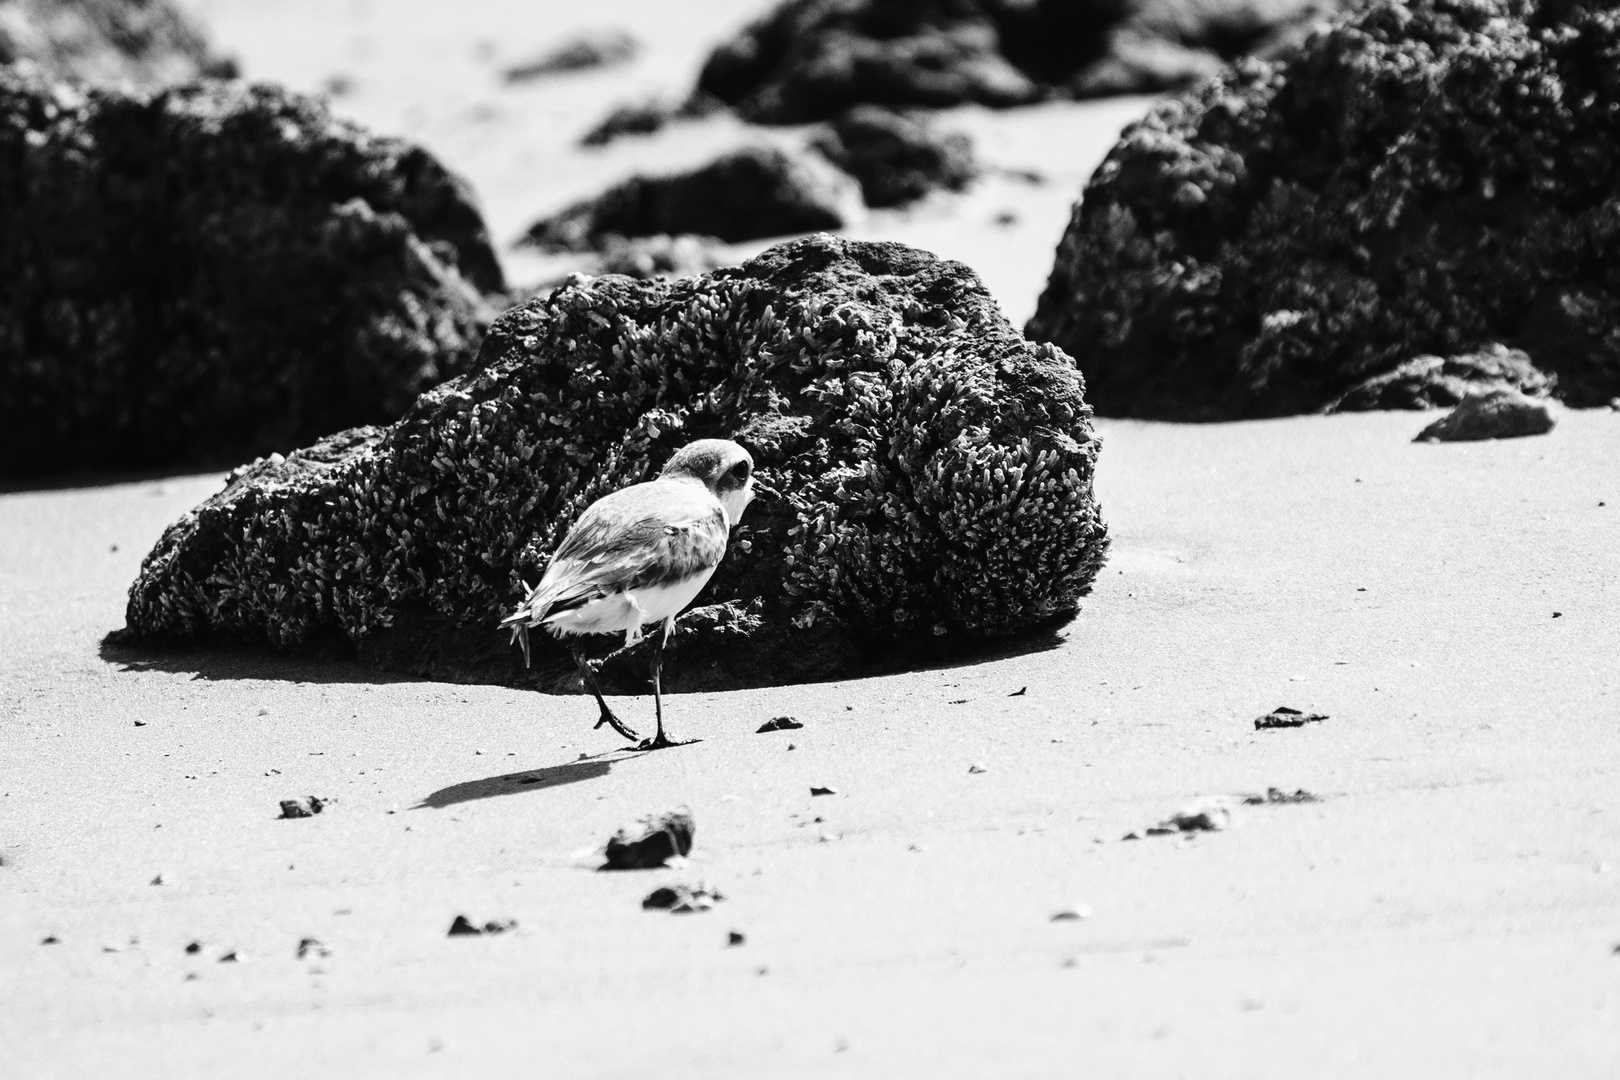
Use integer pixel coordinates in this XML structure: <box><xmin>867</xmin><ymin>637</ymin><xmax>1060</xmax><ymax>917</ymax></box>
<box><xmin>4</xmin><ymin>0</ymin><xmax>1620</xmax><ymax>1076</ymax></box>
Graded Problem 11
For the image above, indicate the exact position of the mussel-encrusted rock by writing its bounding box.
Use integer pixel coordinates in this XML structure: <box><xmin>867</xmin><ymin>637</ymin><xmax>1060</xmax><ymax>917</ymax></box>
<box><xmin>115</xmin><ymin>236</ymin><xmax>1109</xmax><ymax>692</ymax></box>
<box><xmin>521</xmin><ymin>145</ymin><xmax>862</xmax><ymax>253</ymax></box>
<box><xmin>695</xmin><ymin>0</ymin><xmax>1343</xmax><ymax>124</ymax></box>
<box><xmin>0</xmin><ymin>0</ymin><xmax>234</xmax><ymax>86</ymax></box>
<box><xmin>0</xmin><ymin>74</ymin><xmax>503</xmax><ymax>477</ymax></box>
<box><xmin>1027</xmin><ymin>0</ymin><xmax>1620</xmax><ymax>418</ymax></box>
<box><xmin>809</xmin><ymin>106</ymin><xmax>977</xmax><ymax>208</ymax></box>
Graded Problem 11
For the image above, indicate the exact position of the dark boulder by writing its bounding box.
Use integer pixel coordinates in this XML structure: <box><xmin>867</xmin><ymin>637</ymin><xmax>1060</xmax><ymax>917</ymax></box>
<box><xmin>1415</xmin><ymin>389</ymin><xmax>1556</xmax><ymax>442</ymax></box>
<box><xmin>0</xmin><ymin>74</ymin><xmax>503</xmax><ymax>478</ymax></box>
<box><xmin>694</xmin><ymin>0</ymin><xmax>1346</xmax><ymax>123</ymax></box>
<box><xmin>113</xmin><ymin>236</ymin><xmax>1110</xmax><ymax>693</ymax></box>
<box><xmin>809</xmin><ymin>106</ymin><xmax>976</xmax><ymax>208</ymax></box>
<box><xmin>1027</xmin><ymin>0</ymin><xmax>1620</xmax><ymax>419</ymax></box>
<box><xmin>1328</xmin><ymin>344</ymin><xmax>1553</xmax><ymax>412</ymax></box>
<box><xmin>521</xmin><ymin>145</ymin><xmax>863</xmax><ymax>252</ymax></box>
<box><xmin>0</xmin><ymin>0</ymin><xmax>235</xmax><ymax>86</ymax></box>
<box><xmin>577</xmin><ymin>92</ymin><xmax>725</xmax><ymax>148</ymax></box>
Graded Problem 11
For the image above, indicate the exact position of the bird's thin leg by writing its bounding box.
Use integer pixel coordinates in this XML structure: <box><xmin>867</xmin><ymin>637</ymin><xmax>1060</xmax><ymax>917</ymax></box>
<box><xmin>636</xmin><ymin>618</ymin><xmax>695</xmax><ymax>751</ymax></box>
<box><xmin>573</xmin><ymin>645</ymin><xmax>640</xmax><ymax>743</ymax></box>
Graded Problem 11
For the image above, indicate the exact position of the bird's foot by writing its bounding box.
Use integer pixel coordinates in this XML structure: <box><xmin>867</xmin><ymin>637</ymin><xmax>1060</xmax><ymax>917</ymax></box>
<box><xmin>593</xmin><ymin>709</ymin><xmax>641</xmax><ymax>742</ymax></box>
<box><xmin>631</xmin><ymin>733</ymin><xmax>701</xmax><ymax>752</ymax></box>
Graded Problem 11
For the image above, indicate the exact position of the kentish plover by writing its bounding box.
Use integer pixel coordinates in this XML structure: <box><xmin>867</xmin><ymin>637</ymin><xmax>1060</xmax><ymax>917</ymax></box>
<box><xmin>501</xmin><ymin>439</ymin><xmax>756</xmax><ymax>750</ymax></box>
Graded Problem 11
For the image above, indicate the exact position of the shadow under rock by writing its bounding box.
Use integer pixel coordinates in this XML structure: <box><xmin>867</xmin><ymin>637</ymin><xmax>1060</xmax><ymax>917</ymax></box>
<box><xmin>99</xmin><ymin>631</ymin><xmax>432</xmax><ymax>687</ymax></box>
<box><xmin>414</xmin><ymin>753</ymin><xmax>631</xmax><ymax>810</ymax></box>
<box><xmin>0</xmin><ymin>462</ymin><xmax>234</xmax><ymax>496</ymax></box>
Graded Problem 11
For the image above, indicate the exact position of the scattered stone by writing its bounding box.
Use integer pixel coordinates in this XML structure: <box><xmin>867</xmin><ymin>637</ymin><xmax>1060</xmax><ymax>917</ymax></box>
<box><xmin>968</xmin><ymin>762</ymin><xmax>987</xmax><ymax>774</ymax></box>
<box><xmin>1242</xmin><ymin>788</ymin><xmax>1320</xmax><ymax>805</ymax></box>
<box><xmin>1008</xmin><ymin>686</ymin><xmax>1027</xmax><ymax>697</ymax></box>
<box><xmin>642</xmin><ymin>884</ymin><xmax>724</xmax><ymax>913</ymax></box>
<box><xmin>520</xmin><ymin>145</ymin><xmax>862</xmax><ymax>252</ymax></box>
<box><xmin>1329</xmin><ymin>345</ymin><xmax>1553</xmax><ymax>412</ymax></box>
<box><xmin>1136</xmin><ymin>802</ymin><xmax>1231</xmax><ymax>838</ymax></box>
<box><xmin>808</xmin><ymin>106</ymin><xmax>976</xmax><ymax>208</ymax></box>
<box><xmin>1415</xmin><ymin>390</ymin><xmax>1556</xmax><ymax>443</ymax></box>
<box><xmin>728</xmin><ymin>930</ymin><xmax>746</xmax><ymax>946</ymax></box>
<box><xmin>810</xmin><ymin>786</ymin><xmax>837</xmax><ymax>797</ymax></box>
<box><xmin>278</xmin><ymin>796</ymin><xmax>326</xmax><ymax>819</ymax></box>
<box><xmin>0</xmin><ymin>75</ymin><xmax>501</xmax><ymax>478</ymax></box>
<box><xmin>149</xmin><ymin>873</ymin><xmax>164</xmax><ymax>886</ymax></box>
<box><xmin>295</xmin><ymin>937</ymin><xmax>329</xmax><ymax>959</ymax></box>
<box><xmin>578</xmin><ymin>92</ymin><xmax>725</xmax><ymax>147</ymax></box>
<box><xmin>756</xmin><ymin>716</ymin><xmax>804</xmax><ymax>733</ymax></box>
<box><xmin>115</xmin><ymin>236</ymin><xmax>1109</xmax><ymax>694</ymax></box>
<box><xmin>447</xmin><ymin>915</ymin><xmax>515</xmax><ymax>937</ymax></box>
<box><xmin>0</xmin><ymin>0</ymin><xmax>236</xmax><ymax>87</ymax></box>
<box><xmin>1027</xmin><ymin>0</ymin><xmax>1620</xmax><ymax>418</ymax></box>
<box><xmin>602</xmin><ymin>810</ymin><xmax>695</xmax><ymax>870</ymax></box>
<box><xmin>1254</xmin><ymin>707</ymin><xmax>1327</xmax><ymax>731</ymax></box>
<box><xmin>217</xmin><ymin>950</ymin><xmax>241</xmax><ymax>963</ymax></box>
<box><xmin>40</xmin><ymin>935</ymin><xmax>59</xmax><ymax>945</ymax></box>
<box><xmin>1051</xmin><ymin>905</ymin><xmax>1092</xmax><ymax>921</ymax></box>
<box><xmin>133</xmin><ymin>720</ymin><xmax>147</xmax><ymax>727</ymax></box>
<box><xmin>184</xmin><ymin>941</ymin><xmax>201</xmax><ymax>954</ymax></box>
<box><xmin>502</xmin><ymin>29</ymin><xmax>639</xmax><ymax>83</ymax></box>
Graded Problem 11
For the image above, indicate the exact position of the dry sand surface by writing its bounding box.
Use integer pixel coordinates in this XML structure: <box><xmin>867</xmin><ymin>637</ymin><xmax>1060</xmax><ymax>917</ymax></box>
<box><xmin>5</xmin><ymin>0</ymin><xmax>1620</xmax><ymax>1076</ymax></box>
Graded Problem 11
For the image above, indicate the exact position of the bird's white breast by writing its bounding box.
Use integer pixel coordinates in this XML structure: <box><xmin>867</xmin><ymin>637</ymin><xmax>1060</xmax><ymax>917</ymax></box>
<box><xmin>541</xmin><ymin>564</ymin><xmax>719</xmax><ymax>640</ymax></box>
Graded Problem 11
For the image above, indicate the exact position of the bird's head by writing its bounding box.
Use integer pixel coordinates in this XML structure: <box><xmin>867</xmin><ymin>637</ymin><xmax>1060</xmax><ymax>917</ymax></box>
<box><xmin>661</xmin><ymin>439</ymin><xmax>755</xmax><ymax>525</ymax></box>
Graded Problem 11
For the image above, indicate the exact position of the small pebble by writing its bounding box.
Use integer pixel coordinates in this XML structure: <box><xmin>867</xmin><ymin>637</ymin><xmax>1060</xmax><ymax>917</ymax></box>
<box><xmin>968</xmin><ymin>762</ymin><xmax>987</xmax><ymax>774</ymax></box>
<box><xmin>727</xmin><ymin>931</ymin><xmax>746</xmax><ymax>947</ymax></box>
<box><xmin>1051</xmin><ymin>905</ymin><xmax>1092</xmax><ymax>922</ymax></box>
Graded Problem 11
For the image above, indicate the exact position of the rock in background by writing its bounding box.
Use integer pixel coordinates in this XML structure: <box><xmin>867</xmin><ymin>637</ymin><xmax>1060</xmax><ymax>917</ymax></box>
<box><xmin>809</xmin><ymin>105</ymin><xmax>977</xmax><ymax>208</ymax></box>
<box><xmin>0</xmin><ymin>73</ymin><xmax>505</xmax><ymax>478</ymax></box>
<box><xmin>1026</xmin><ymin>0</ymin><xmax>1620</xmax><ymax>419</ymax></box>
<box><xmin>520</xmin><ymin>145</ymin><xmax>864</xmax><ymax>252</ymax></box>
<box><xmin>694</xmin><ymin>0</ymin><xmax>1343</xmax><ymax>124</ymax></box>
<box><xmin>114</xmin><ymin>236</ymin><xmax>1110</xmax><ymax>693</ymax></box>
<box><xmin>0</xmin><ymin>0</ymin><xmax>235</xmax><ymax>86</ymax></box>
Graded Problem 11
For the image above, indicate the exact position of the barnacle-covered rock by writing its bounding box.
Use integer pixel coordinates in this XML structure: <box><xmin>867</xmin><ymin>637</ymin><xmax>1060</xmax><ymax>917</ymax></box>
<box><xmin>0</xmin><ymin>73</ymin><xmax>503</xmax><ymax>477</ymax></box>
<box><xmin>0</xmin><ymin>0</ymin><xmax>235</xmax><ymax>87</ymax></box>
<box><xmin>809</xmin><ymin>106</ymin><xmax>976</xmax><ymax>208</ymax></box>
<box><xmin>1027</xmin><ymin>0</ymin><xmax>1620</xmax><ymax>418</ymax></box>
<box><xmin>695</xmin><ymin>0</ymin><xmax>1343</xmax><ymax>124</ymax></box>
<box><xmin>114</xmin><ymin>235</ymin><xmax>1109</xmax><ymax>692</ymax></box>
<box><xmin>521</xmin><ymin>145</ymin><xmax>863</xmax><ymax>252</ymax></box>
<box><xmin>1415</xmin><ymin>389</ymin><xmax>1555</xmax><ymax>442</ymax></box>
<box><xmin>1327</xmin><ymin>344</ymin><xmax>1553</xmax><ymax>413</ymax></box>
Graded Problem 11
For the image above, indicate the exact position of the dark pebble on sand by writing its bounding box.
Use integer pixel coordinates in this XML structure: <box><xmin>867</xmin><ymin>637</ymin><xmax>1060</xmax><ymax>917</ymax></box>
<box><xmin>1242</xmin><ymin>788</ymin><xmax>1321</xmax><ymax>805</ymax></box>
<box><xmin>1254</xmin><ymin>706</ymin><xmax>1328</xmax><ymax>730</ymax></box>
<box><xmin>756</xmin><ymin>716</ymin><xmax>804</xmax><ymax>733</ymax></box>
<box><xmin>602</xmin><ymin>810</ymin><xmax>695</xmax><ymax>870</ymax></box>
<box><xmin>278</xmin><ymin>796</ymin><xmax>325</xmax><ymax>819</ymax></box>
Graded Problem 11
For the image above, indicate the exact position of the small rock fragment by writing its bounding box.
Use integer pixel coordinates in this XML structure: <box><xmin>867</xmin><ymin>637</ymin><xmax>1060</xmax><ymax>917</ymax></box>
<box><xmin>149</xmin><ymin>873</ymin><xmax>165</xmax><ymax>886</ymax></box>
<box><xmin>447</xmin><ymin>915</ymin><xmax>516</xmax><ymax>936</ymax></box>
<box><xmin>296</xmin><ymin>937</ymin><xmax>329</xmax><ymax>960</ymax></box>
<box><xmin>1008</xmin><ymin>686</ymin><xmax>1027</xmax><ymax>696</ymax></box>
<box><xmin>967</xmin><ymin>762</ymin><xmax>987</xmax><ymax>774</ymax></box>
<box><xmin>728</xmin><ymin>931</ymin><xmax>746</xmax><ymax>946</ymax></box>
<box><xmin>1242</xmin><ymin>788</ymin><xmax>1321</xmax><ymax>805</ymax></box>
<box><xmin>642</xmin><ymin>884</ymin><xmax>724</xmax><ymax>913</ymax></box>
<box><xmin>809</xmin><ymin>786</ymin><xmax>837</xmax><ymax>796</ymax></box>
<box><xmin>40</xmin><ymin>935</ymin><xmax>59</xmax><ymax>945</ymax></box>
<box><xmin>1051</xmin><ymin>905</ymin><xmax>1092</xmax><ymax>922</ymax></box>
<box><xmin>601</xmin><ymin>809</ymin><xmax>695</xmax><ymax>870</ymax></box>
<box><xmin>134</xmin><ymin>720</ymin><xmax>147</xmax><ymax>727</ymax></box>
<box><xmin>502</xmin><ymin>29</ymin><xmax>640</xmax><ymax>83</ymax></box>
<box><xmin>1254</xmin><ymin>707</ymin><xmax>1327</xmax><ymax>731</ymax></box>
<box><xmin>278</xmin><ymin>796</ymin><xmax>326</xmax><ymax>819</ymax></box>
<box><xmin>185</xmin><ymin>941</ymin><xmax>201</xmax><ymax>954</ymax></box>
<box><xmin>217</xmin><ymin>950</ymin><xmax>241</xmax><ymax>963</ymax></box>
<box><xmin>1138</xmin><ymin>802</ymin><xmax>1232</xmax><ymax>837</ymax></box>
<box><xmin>756</xmin><ymin>716</ymin><xmax>804</xmax><ymax>733</ymax></box>
<box><xmin>1415</xmin><ymin>389</ymin><xmax>1555</xmax><ymax>442</ymax></box>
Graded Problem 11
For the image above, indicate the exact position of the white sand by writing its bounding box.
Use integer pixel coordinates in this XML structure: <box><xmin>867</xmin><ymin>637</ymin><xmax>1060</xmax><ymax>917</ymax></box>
<box><xmin>5</xmin><ymin>2</ymin><xmax>1620</xmax><ymax>1075</ymax></box>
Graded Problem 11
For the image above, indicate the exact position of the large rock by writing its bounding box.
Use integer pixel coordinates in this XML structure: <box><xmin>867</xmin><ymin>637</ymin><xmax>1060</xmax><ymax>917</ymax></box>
<box><xmin>521</xmin><ymin>145</ymin><xmax>863</xmax><ymax>252</ymax></box>
<box><xmin>0</xmin><ymin>74</ymin><xmax>504</xmax><ymax>478</ymax></box>
<box><xmin>809</xmin><ymin>105</ymin><xmax>976</xmax><ymax>208</ymax></box>
<box><xmin>1415</xmin><ymin>389</ymin><xmax>1556</xmax><ymax>442</ymax></box>
<box><xmin>114</xmin><ymin>236</ymin><xmax>1110</xmax><ymax>692</ymax></box>
<box><xmin>0</xmin><ymin>0</ymin><xmax>234</xmax><ymax>86</ymax></box>
<box><xmin>1327</xmin><ymin>344</ymin><xmax>1553</xmax><ymax>412</ymax></box>
<box><xmin>1027</xmin><ymin>0</ymin><xmax>1620</xmax><ymax>419</ymax></box>
<box><xmin>695</xmin><ymin>0</ymin><xmax>1344</xmax><ymax>123</ymax></box>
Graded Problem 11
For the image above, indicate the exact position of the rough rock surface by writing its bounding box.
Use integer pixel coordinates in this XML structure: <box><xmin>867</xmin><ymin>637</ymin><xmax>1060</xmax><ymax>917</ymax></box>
<box><xmin>1329</xmin><ymin>344</ymin><xmax>1553</xmax><ymax>412</ymax></box>
<box><xmin>695</xmin><ymin>0</ymin><xmax>1343</xmax><ymax>123</ymax></box>
<box><xmin>809</xmin><ymin>105</ymin><xmax>976</xmax><ymax>208</ymax></box>
<box><xmin>578</xmin><ymin>92</ymin><xmax>725</xmax><ymax>148</ymax></box>
<box><xmin>1415</xmin><ymin>389</ymin><xmax>1556</xmax><ymax>442</ymax></box>
<box><xmin>594</xmin><ymin>234</ymin><xmax>729</xmax><ymax>280</ymax></box>
<box><xmin>0</xmin><ymin>0</ymin><xmax>234</xmax><ymax>86</ymax></box>
<box><xmin>1027</xmin><ymin>0</ymin><xmax>1620</xmax><ymax>419</ymax></box>
<box><xmin>0</xmin><ymin>74</ymin><xmax>503</xmax><ymax>477</ymax></box>
<box><xmin>521</xmin><ymin>145</ymin><xmax>863</xmax><ymax>252</ymax></box>
<box><xmin>114</xmin><ymin>236</ymin><xmax>1110</xmax><ymax>693</ymax></box>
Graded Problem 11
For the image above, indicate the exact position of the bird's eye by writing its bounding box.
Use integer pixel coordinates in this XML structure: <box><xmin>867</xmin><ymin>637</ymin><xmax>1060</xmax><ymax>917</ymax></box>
<box><xmin>727</xmin><ymin>461</ymin><xmax>751</xmax><ymax>483</ymax></box>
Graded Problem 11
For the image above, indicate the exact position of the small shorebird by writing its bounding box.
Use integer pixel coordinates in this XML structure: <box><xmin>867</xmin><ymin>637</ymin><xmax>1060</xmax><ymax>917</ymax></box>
<box><xmin>501</xmin><ymin>439</ymin><xmax>756</xmax><ymax>750</ymax></box>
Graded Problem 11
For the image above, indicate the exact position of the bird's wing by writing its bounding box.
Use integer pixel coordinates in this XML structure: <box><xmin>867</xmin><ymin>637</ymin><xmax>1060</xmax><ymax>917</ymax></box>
<box><xmin>506</xmin><ymin>482</ymin><xmax>729</xmax><ymax>626</ymax></box>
